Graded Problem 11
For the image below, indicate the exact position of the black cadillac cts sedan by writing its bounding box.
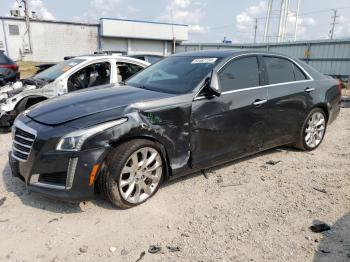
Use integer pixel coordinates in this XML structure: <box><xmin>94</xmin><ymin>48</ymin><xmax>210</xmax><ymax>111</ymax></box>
<box><xmin>9</xmin><ymin>50</ymin><xmax>341</xmax><ymax>208</ymax></box>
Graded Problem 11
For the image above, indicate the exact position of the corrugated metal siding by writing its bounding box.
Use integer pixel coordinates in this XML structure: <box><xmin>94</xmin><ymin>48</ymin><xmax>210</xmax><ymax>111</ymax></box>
<box><xmin>178</xmin><ymin>40</ymin><xmax>350</xmax><ymax>78</ymax></box>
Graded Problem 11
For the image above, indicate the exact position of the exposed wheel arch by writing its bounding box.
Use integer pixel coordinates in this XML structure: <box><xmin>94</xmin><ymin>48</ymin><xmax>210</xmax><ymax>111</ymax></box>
<box><xmin>98</xmin><ymin>138</ymin><xmax>167</xmax><ymax>208</ymax></box>
<box><xmin>95</xmin><ymin>135</ymin><xmax>172</xmax><ymax>188</ymax></box>
<box><xmin>311</xmin><ymin>103</ymin><xmax>329</xmax><ymax>123</ymax></box>
<box><xmin>16</xmin><ymin>95</ymin><xmax>48</xmax><ymax>114</ymax></box>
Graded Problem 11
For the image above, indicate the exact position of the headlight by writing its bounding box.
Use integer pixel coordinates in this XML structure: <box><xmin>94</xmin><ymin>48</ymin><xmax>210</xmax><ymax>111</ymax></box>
<box><xmin>56</xmin><ymin>118</ymin><xmax>127</xmax><ymax>151</ymax></box>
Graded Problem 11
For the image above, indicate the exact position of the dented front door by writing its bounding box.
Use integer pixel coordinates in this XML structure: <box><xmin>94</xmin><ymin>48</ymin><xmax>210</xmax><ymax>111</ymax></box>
<box><xmin>190</xmin><ymin>88</ymin><xmax>268</xmax><ymax>167</ymax></box>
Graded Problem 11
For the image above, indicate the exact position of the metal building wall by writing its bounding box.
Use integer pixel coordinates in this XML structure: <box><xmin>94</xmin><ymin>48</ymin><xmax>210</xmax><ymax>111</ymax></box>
<box><xmin>0</xmin><ymin>17</ymin><xmax>99</xmax><ymax>62</ymax></box>
<box><xmin>178</xmin><ymin>40</ymin><xmax>350</xmax><ymax>79</ymax></box>
<box><xmin>0</xmin><ymin>17</ymin><xmax>187</xmax><ymax>62</ymax></box>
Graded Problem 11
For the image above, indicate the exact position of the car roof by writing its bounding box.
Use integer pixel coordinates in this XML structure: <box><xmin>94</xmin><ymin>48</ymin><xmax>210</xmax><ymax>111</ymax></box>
<box><xmin>173</xmin><ymin>49</ymin><xmax>291</xmax><ymax>59</ymax></box>
<box><xmin>71</xmin><ymin>55</ymin><xmax>150</xmax><ymax>65</ymax></box>
<box><xmin>173</xmin><ymin>49</ymin><xmax>244</xmax><ymax>58</ymax></box>
<box><xmin>129</xmin><ymin>54</ymin><xmax>163</xmax><ymax>57</ymax></box>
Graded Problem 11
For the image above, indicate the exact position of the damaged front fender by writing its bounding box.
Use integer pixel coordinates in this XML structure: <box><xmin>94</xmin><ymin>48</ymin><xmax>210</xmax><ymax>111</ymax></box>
<box><xmin>78</xmin><ymin>104</ymin><xmax>192</xmax><ymax>176</ymax></box>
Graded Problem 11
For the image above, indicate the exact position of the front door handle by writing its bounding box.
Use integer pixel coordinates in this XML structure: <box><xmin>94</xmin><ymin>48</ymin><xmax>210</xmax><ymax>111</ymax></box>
<box><xmin>304</xmin><ymin>87</ymin><xmax>315</xmax><ymax>93</ymax></box>
<box><xmin>253</xmin><ymin>99</ymin><xmax>267</xmax><ymax>106</ymax></box>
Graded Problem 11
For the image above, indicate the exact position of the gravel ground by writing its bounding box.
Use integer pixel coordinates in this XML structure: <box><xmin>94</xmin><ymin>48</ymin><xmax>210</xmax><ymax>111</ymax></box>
<box><xmin>0</xmin><ymin>109</ymin><xmax>349</xmax><ymax>262</ymax></box>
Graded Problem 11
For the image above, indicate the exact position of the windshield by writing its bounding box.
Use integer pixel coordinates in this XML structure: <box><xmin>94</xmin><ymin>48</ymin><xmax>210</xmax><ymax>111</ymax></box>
<box><xmin>34</xmin><ymin>59</ymin><xmax>85</xmax><ymax>82</ymax></box>
<box><xmin>126</xmin><ymin>56</ymin><xmax>221</xmax><ymax>94</ymax></box>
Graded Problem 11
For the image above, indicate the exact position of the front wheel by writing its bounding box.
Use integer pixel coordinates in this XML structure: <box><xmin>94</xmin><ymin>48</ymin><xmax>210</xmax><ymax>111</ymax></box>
<box><xmin>294</xmin><ymin>108</ymin><xmax>327</xmax><ymax>151</ymax></box>
<box><xmin>99</xmin><ymin>139</ymin><xmax>164</xmax><ymax>209</ymax></box>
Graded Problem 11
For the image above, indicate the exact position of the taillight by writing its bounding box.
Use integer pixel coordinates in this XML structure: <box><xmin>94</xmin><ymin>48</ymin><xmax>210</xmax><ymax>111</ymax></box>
<box><xmin>0</xmin><ymin>64</ymin><xmax>18</xmax><ymax>71</ymax></box>
<box><xmin>336</xmin><ymin>79</ymin><xmax>343</xmax><ymax>96</ymax></box>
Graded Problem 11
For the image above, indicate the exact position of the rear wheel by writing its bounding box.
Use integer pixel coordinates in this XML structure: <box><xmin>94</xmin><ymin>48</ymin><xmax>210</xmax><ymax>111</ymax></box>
<box><xmin>99</xmin><ymin>139</ymin><xmax>164</xmax><ymax>208</ymax></box>
<box><xmin>294</xmin><ymin>108</ymin><xmax>327</xmax><ymax>151</ymax></box>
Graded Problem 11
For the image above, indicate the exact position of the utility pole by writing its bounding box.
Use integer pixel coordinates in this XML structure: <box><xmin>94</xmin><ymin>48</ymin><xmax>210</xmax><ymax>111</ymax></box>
<box><xmin>170</xmin><ymin>8</ymin><xmax>176</xmax><ymax>54</ymax></box>
<box><xmin>17</xmin><ymin>0</ymin><xmax>32</xmax><ymax>54</ymax></box>
<box><xmin>254</xmin><ymin>18</ymin><xmax>258</xmax><ymax>43</ymax></box>
<box><xmin>330</xmin><ymin>9</ymin><xmax>338</xmax><ymax>40</ymax></box>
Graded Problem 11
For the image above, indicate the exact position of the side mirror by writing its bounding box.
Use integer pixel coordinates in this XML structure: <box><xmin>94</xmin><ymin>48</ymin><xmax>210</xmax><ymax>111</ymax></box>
<box><xmin>209</xmin><ymin>70</ymin><xmax>221</xmax><ymax>96</ymax></box>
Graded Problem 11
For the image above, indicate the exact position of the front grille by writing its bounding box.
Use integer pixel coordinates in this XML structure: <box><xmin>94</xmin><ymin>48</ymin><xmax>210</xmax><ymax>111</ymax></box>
<box><xmin>12</xmin><ymin>125</ymin><xmax>36</xmax><ymax>161</ymax></box>
<box><xmin>39</xmin><ymin>173</ymin><xmax>67</xmax><ymax>186</ymax></box>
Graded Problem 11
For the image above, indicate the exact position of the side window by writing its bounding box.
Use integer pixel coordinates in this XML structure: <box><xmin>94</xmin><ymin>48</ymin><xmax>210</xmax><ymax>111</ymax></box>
<box><xmin>219</xmin><ymin>56</ymin><xmax>259</xmax><ymax>92</ymax></box>
<box><xmin>264</xmin><ymin>57</ymin><xmax>295</xmax><ymax>84</ymax></box>
<box><xmin>67</xmin><ymin>62</ymin><xmax>111</xmax><ymax>92</ymax></box>
<box><xmin>293</xmin><ymin>64</ymin><xmax>307</xmax><ymax>81</ymax></box>
<box><xmin>116</xmin><ymin>62</ymin><xmax>143</xmax><ymax>82</ymax></box>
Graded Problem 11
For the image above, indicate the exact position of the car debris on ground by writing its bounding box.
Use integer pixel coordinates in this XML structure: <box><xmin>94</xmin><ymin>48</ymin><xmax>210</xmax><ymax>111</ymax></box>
<box><xmin>0</xmin><ymin>197</ymin><xmax>6</xmax><ymax>206</ymax></box>
<box><xmin>135</xmin><ymin>251</ymin><xmax>146</xmax><ymax>262</ymax></box>
<box><xmin>312</xmin><ymin>187</ymin><xmax>327</xmax><ymax>194</ymax></box>
<box><xmin>266</xmin><ymin>160</ymin><xmax>282</xmax><ymax>166</ymax></box>
<box><xmin>79</xmin><ymin>245</ymin><xmax>88</xmax><ymax>253</ymax></box>
<box><xmin>109</xmin><ymin>247</ymin><xmax>117</xmax><ymax>252</ymax></box>
<box><xmin>167</xmin><ymin>246</ymin><xmax>181</xmax><ymax>252</ymax></box>
<box><xmin>310</xmin><ymin>222</ymin><xmax>331</xmax><ymax>233</ymax></box>
<box><xmin>148</xmin><ymin>245</ymin><xmax>162</xmax><ymax>254</ymax></box>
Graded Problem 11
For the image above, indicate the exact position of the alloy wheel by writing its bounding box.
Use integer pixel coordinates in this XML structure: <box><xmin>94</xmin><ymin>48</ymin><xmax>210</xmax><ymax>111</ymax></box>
<box><xmin>118</xmin><ymin>147</ymin><xmax>162</xmax><ymax>204</ymax></box>
<box><xmin>304</xmin><ymin>112</ymin><xmax>326</xmax><ymax>148</ymax></box>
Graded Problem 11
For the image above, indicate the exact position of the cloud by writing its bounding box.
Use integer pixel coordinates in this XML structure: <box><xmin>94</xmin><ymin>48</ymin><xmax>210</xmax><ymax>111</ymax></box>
<box><xmin>333</xmin><ymin>15</ymin><xmax>350</xmax><ymax>38</ymax></box>
<box><xmin>160</xmin><ymin>0</ymin><xmax>207</xmax><ymax>34</ymax></box>
<box><xmin>10</xmin><ymin>0</ymin><xmax>55</xmax><ymax>20</ymax></box>
<box><xmin>75</xmin><ymin>0</ymin><xmax>124</xmax><ymax>22</ymax></box>
<box><xmin>287</xmin><ymin>13</ymin><xmax>317</xmax><ymax>40</ymax></box>
<box><xmin>235</xmin><ymin>1</ymin><xmax>319</xmax><ymax>42</ymax></box>
<box><xmin>235</xmin><ymin>1</ymin><xmax>267</xmax><ymax>42</ymax></box>
<box><xmin>30</xmin><ymin>0</ymin><xmax>55</xmax><ymax>20</ymax></box>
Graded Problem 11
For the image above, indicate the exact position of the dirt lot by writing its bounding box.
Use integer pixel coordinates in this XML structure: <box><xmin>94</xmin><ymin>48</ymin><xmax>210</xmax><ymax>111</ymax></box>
<box><xmin>16</xmin><ymin>61</ymin><xmax>41</xmax><ymax>79</ymax></box>
<box><xmin>0</xmin><ymin>109</ymin><xmax>349</xmax><ymax>262</ymax></box>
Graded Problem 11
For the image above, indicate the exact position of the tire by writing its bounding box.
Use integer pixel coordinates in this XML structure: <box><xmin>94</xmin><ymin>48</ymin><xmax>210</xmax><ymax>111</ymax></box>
<box><xmin>294</xmin><ymin>108</ymin><xmax>327</xmax><ymax>151</ymax></box>
<box><xmin>99</xmin><ymin>139</ymin><xmax>165</xmax><ymax>209</ymax></box>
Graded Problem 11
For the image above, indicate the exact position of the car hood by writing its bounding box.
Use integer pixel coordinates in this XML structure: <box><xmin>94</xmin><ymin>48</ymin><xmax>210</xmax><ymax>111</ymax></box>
<box><xmin>27</xmin><ymin>85</ymin><xmax>175</xmax><ymax>125</ymax></box>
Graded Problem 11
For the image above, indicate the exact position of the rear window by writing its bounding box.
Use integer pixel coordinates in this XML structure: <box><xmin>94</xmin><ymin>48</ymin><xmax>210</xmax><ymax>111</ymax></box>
<box><xmin>264</xmin><ymin>57</ymin><xmax>295</xmax><ymax>84</ymax></box>
<box><xmin>264</xmin><ymin>56</ymin><xmax>308</xmax><ymax>84</ymax></box>
<box><xmin>293</xmin><ymin>64</ymin><xmax>307</xmax><ymax>81</ymax></box>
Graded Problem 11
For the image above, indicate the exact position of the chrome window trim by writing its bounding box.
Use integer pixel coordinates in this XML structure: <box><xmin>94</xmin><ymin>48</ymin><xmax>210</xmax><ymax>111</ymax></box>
<box><xmin>193</xmin><ymin>52</ymin><xmax>314</xmax><ymax>101</ymax></box>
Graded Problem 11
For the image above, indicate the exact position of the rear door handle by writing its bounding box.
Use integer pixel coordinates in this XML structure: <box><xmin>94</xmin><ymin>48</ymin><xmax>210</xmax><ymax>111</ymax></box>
<box><xmin>253</xmin><ymin>99</ymin><xmax>267</xmax><ymax>106</ymax></box>
<box><xmin>304</xmin><ymin>87</ymin><xmax>315</xmax><ymax>93</ymax></box>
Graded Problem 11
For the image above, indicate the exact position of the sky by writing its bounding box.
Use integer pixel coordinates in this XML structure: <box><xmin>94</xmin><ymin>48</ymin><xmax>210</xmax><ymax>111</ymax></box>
<box><xmin>1</xmin><ymin>0</ymin><xmax>350</xmax><ymax>43</ymax></box>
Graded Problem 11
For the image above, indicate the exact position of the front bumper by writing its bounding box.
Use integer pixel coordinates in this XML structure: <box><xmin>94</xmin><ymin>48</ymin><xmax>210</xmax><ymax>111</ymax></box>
<box><xmin>9</xmin><ymin>149</ymin><xmax>109</xmax><ymax>201</ymax></box>
<box><xmin>9</xmin><ymin>117</ymin><xmax>110</xmax><ymax>202</ymax></box>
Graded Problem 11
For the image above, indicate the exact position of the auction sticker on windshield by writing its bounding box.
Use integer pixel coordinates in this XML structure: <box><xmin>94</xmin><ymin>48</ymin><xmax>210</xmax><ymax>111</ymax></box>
<box><xmin>191</xmin><ymin>58</ymin><xmax>218</xmax><ymax>64</ymax></box>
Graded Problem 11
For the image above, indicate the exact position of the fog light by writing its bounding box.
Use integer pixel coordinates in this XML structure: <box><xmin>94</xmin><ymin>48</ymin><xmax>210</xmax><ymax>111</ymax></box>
<box><xmin>66</xmin><ymin>158</ymin><xmax>78</xmax><ymax>190</ymax></box>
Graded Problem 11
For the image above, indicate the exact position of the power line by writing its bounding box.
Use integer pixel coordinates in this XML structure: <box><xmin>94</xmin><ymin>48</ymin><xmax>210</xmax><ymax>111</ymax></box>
<box><xmin>254</xmin><ymin>18</ymin><xmax>258</xmax><ymax>43</ymax></box>
<box><xmin>210</xmin><ymin>5</ymin><xmax>350</xmax><ymax>31</ymax></box>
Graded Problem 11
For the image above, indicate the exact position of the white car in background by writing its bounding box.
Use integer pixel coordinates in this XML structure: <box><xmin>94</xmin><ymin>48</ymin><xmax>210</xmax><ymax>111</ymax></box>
<box><xmin>0</xmin><ymin>54</ymin><xmax>150</xmax><ymax>127</ymax></box>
